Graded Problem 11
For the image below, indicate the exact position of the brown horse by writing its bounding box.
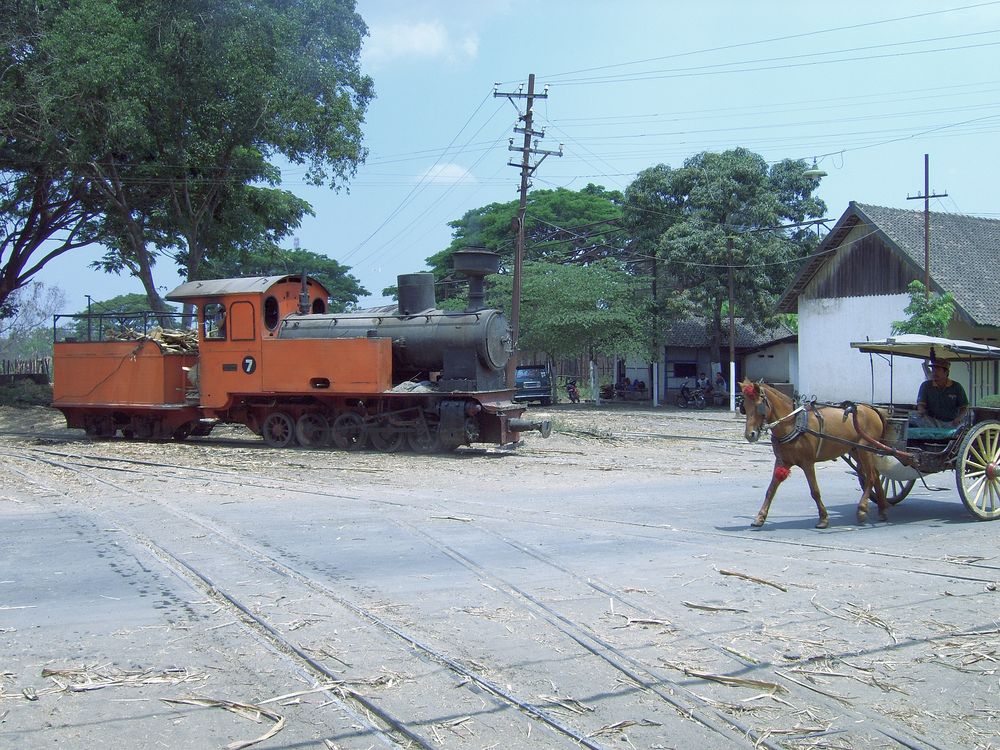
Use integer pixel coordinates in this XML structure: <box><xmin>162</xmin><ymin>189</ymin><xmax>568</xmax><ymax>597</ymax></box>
<box><xmin>739</xmin><ymin>380</ymin><xmax>889</xmax><ymax>529</ymax></box>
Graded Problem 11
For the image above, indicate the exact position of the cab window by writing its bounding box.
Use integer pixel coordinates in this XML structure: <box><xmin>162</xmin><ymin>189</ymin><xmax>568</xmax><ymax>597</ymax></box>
<box><xmin>263</xmin><ymin>296</ymin><xmax>280</xmax><ymax>331</ymax></box>
<box><xmin>204</xmin><ymin>302</ymin><xmax>226</xmax><ymax>340</ymax></box>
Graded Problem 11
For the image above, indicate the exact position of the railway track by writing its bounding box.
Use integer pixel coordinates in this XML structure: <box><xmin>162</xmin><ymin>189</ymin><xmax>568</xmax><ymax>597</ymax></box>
<box><xmin>5</xmin><ymin>442</ymin><xmax>991</xmax><ymax>748</ymax></box>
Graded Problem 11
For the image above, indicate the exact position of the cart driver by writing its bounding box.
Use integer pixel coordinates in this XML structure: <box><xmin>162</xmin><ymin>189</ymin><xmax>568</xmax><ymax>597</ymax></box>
<box><xmin>912</xmin><ymin>359</ymin><xmax>969</xmax><ymax>428</ymax></box>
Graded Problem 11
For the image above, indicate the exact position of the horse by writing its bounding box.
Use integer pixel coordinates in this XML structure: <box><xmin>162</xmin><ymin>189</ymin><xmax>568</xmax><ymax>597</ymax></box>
<box><xmin>739</xmin><ymin>379</ymin><xmax>889</xmax><ymax>529</ymax></box>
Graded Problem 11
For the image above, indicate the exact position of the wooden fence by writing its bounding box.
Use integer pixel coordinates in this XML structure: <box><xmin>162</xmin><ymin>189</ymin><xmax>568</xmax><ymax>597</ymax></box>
<box><xmin>0</xmin><ymin>357</ymin><xmax>51</xmax><ymax>385</ymax></box>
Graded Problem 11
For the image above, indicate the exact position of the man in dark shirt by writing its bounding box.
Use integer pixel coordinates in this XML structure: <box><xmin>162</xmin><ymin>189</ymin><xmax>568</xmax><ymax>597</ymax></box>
<box><xmin>914</xmin><ymin>359</ymin><xmax>969</xmax><ymax>428</ymax></box>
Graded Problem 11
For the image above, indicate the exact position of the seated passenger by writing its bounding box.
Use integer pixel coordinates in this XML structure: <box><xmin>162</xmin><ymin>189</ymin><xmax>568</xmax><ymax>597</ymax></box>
<box><xmin>912</xmin><ymin>359</ymin><xmax>969</xmax><ymax>428</ymax></box>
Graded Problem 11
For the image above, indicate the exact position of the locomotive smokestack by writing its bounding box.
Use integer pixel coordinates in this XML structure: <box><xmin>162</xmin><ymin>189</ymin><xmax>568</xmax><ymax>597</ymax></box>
<box><xmin>452</xmin><ymin>248</ymin><xmax>501</xmax><ymax>311</ymax></box>
<box><xmin>397</xmin><ymin>272</ymin><xmax>436</xmax><ymax>315</ymax></box>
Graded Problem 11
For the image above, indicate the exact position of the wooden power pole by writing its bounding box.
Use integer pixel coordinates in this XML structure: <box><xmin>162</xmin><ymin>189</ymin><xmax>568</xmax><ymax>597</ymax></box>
<box><xmin>906</xmin><ymin>153</ymin><xmax>948</xmax><ymax>299</ymax></box>
<box><xmin>493</xmin><ymin>75</ymin><xmax>562</xmax><ymax>385</ymax></box>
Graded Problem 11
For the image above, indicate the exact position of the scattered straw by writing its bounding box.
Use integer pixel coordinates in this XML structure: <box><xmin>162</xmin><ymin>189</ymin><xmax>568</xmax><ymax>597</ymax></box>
<box><xmin>683</xmin><ymin>601</ymin><xmax>749</xmax><ymax>613</ymax></box>
<box><xmin>42</xmin><ymin>666</ymin><xmax>206</xmax><ymax>694</ymax></box>
<box><xmin>718</xmin><ymin>569</ymin><xmax>787</xmax><ymax>592</ymax></box>
<box><xmin>162</xmin><ymin>696</ymin><xmax>285</xmax><ymax>750</ymax></box>
<box><xmin>588</xmin><ymin>719</ymin><xmax>662</xmax><ymax>737</ymax></box>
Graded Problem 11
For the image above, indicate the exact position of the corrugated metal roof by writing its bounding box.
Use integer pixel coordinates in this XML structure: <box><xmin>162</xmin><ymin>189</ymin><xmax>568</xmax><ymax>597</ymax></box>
<box><xmin>166</xmin><ymin>275</ymin><xmax>301</xmax><ymax>300</ymax></box>
<box><xmin>778</xmin><ymin>202</ymin><xmax>1000</xmax><ymax>325</ymax></box>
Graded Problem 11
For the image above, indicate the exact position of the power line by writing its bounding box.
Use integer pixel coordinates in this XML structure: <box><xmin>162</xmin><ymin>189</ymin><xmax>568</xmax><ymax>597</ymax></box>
<box><xmin>533</xmin><ymin>1</ymin><xmax>1000</xmax><ymax>81</ymax></box>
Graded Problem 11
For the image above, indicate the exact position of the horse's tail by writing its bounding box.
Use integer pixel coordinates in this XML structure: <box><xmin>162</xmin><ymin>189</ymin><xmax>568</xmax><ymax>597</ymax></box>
<box><xmin>870</xmin><ymin>404</ymin><xmax>890</xmax><ymax>442</ymax></box>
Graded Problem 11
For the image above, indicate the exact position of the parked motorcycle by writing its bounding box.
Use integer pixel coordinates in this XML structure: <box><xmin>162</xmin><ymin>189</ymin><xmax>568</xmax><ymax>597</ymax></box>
<box><xmin>565</xmin><ymin>377</ymin><xmax>581</xmax><ymax>404</ymax></box>
<box><xmin>675</xmin><ymin>382</ymin><xmax>706</xmax><ymax>409</ymax></box>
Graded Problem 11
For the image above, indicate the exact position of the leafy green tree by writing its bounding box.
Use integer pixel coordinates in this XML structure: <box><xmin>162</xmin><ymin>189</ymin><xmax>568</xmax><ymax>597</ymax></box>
<box><xmin>422</xmin><ymin>185</ymin><xmax>626</xmax><ymax>301</ymax></box>
<box><xmin>19</xmin><ymin>0</ymin><xmax>373</xmax><ymax>311</ymax></box>
<box><xmin>623</xmin><ymin>148</ymin><xmax>825</xmax><ymax>367</ymax></box>
<box><xmin>0</xmin><ymin>3</ymin><xmax>102</xmax><ymax>317</ymax></box>
<box><xmin>200</xmin><ymin>247</ymin><xmax>368</xmax><ymax>312</ymax></box>
<box><xmin>891</xmin><ymin>280</ymin><xmax>955</xmax><ymax>336</ymax></box>
<box><xmin>485</xmin><ymin>260</ymin><xmax>654</xmax><ymax>362</ymax></box>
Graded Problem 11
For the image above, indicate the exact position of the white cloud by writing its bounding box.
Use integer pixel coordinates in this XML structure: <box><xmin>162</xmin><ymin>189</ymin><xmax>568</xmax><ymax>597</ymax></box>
<box><xmin>363</xmin><ymin>20</ymin><xmax>479</xmax><ymax>68</ymax></box>
<box><xmin>419</xmin><ymin>164</ymin><xmax>476</xmax><ymax>185</ymax></box>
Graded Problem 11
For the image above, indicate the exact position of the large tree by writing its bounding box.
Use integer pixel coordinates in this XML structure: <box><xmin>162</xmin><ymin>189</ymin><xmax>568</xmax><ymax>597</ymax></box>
<box><xmin>0</xmin><ymin>2</ymin><xmax>102</xmax><ymax>317</ymax></box>
<box><xmin>623</xmin><ymin>148</ymin><xmax>825</xmax><ymax>367</ymax></box>
<box><xmin>486</xmin><ymin>260</ymin><xmax>654</xmax><ymax>362</ymax></box>
<box><xmin>5</xmin><ymin>0</ymin><xmax>373</xmax><ymax>313</ymax></box>
<box><xmin>423</xmin><ymin>185</ymin><xmax>627</xmax><ymax>301</ymax></box>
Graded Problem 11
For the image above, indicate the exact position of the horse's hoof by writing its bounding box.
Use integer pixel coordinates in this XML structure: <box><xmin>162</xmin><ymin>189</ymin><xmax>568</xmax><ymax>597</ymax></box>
<box><xmin>815</xmin><ymin>518</ymin><xmax>829</xmax><ymax>529</ymax></box>
<box><xmin>857</xmin><ymin>511</ymin><xmax>868</xmax><ymax>525</ymax></box>
<box><xmin>751</xmin><ymin>518</ymin><xmax>764</xmax><ymax>528</ymax></box>
<box><xmin>879</xmin><ymin>512</ymin><xmax>889</xmax><ymax>523</ymax></box>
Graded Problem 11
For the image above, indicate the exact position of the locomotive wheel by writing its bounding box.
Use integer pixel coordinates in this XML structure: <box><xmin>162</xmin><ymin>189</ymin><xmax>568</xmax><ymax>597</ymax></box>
<box><xmin>408</xmin><ymin>426</ymin><xmax>441</xmax><ymax>454</ymax></box>
<box><xmin>85</xmin><ymin>417</ymin><xmax>116</xmax><ymax>439</ymax></box>
<box><xmin>332</xmin><ymin>412</ymin><xmax>367</xmax><ymax>451</ymax></box>
<box><xmin>956</xmin><ymin>420</ymin><xmax>1000</xmax><ymax>520</ymax></box>
<box><xmin>295</xmin><ymin>412</ymin><xmax>330</xmax><ymax>448</ymax></box>
<box><xmin>369</xmin><ymin>425</ymin><xmax>405</xmax><ymax>453</ymax></box>
<box><xmin>262</xmin><ymin>412</ymin><xmax>296</xmax><ymax>448</ymax></box>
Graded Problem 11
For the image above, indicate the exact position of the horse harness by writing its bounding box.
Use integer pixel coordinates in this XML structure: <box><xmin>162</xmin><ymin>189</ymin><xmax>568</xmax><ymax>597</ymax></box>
<box><xmin>757</xmin><ymin>394</ymin><xmax>828</xmax><ymax>456</ymax></box>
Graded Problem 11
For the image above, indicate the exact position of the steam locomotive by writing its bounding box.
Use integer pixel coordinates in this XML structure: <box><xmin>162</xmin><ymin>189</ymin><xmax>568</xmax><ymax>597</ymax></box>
<box><xmin>51</xmin><ymin>250</ymin><xmax>550</xmax><ymax>452</ymax></box>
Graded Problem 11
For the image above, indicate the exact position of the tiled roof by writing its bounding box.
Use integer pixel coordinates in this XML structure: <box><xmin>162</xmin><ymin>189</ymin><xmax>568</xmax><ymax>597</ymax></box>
<box><xmin>853</xmin><ymin>203</ymin><xmax>1000</xmax><ymax>325</ymax></box>
<box><xmin>662</xmin><ymin>316</ymin><xmax>795</xmax><ymax>349</ymax></box>
<box><xmin>778</xmin><ymin>202</ymin><xmax>1000</xmax><ymax>325</ymax></box>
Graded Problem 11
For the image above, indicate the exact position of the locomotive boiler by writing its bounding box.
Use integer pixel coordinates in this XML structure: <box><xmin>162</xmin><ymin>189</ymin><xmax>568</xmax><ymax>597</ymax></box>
<box><xmin>51</xmin><ymin>250</ymin><xmax>550</xmax><ymax>452</ymax></box>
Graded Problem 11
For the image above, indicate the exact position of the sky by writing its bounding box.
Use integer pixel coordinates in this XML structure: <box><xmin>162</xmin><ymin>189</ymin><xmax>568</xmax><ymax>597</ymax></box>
<box><xmin>34</xmin><ymin>0</ymin><xmax>1000</xmax><ymax>310</ymax></box>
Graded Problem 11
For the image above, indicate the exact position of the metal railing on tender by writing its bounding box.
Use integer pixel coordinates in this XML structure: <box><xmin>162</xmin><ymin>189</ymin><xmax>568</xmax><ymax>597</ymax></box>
<box><xmin>53</xmin><ymin>311</ymin><xmax>198</xmax><ymax>344</ymax></box>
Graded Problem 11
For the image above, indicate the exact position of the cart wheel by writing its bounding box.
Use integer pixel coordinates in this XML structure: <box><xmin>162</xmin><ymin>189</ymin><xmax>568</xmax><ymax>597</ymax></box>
<box><xmin>262</xmin><ymin>412</ymin><xmax>295</xmax><ymax>448</ymax></box>
<box><xmin>956</xmin><ymin>420</ymin><xmax>1000</xmax><ymax>520</ymax></box>
<box><xmin>881</xmin><ymin>476</ymin><xmax>915</xmax><ymax>506</ymax></box>
<box><xmin>332</xmin><ymin>412</ymin><xmax>367</xmax><ymax>451</ymax></box>
<box><xmin>295</xmin><ymin>412</ymin><xmax>330</xmax><ymax>448</ymax></box>
<box><xmin>842</xmin><ymin>455</ymin><xmax>914</xmax><ymax>505</ymax></box>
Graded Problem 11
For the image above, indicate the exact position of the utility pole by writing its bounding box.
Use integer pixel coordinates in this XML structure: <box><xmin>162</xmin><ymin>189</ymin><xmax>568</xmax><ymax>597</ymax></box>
<box><xmin>906</xmin><ymin>153</ymin><xmax>948</xmax><ymax>299</ymax></box>
<box><xmin>727</xmin><ymin>235</ymin><xmax>736</xmax><ymax>412</ymax></box>
<box><xmin>493</xmin><ymin>75</ymin><xmax>562</xmax><ymax>385</ymax></box>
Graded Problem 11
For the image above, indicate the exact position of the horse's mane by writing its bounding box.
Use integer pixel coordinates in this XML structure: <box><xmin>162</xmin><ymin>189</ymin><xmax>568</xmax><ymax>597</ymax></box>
<box><xmin>755</xmin><ymin>381</ymin><xmax>793</xmax><ymax>408</ymax></box>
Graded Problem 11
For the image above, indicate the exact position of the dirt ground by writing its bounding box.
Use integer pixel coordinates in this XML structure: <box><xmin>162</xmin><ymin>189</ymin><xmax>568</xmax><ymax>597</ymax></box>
<box><xmin>3</xmin><ymin>403</ymin><xmax>1000</xmax><ymax>750</ymax></box>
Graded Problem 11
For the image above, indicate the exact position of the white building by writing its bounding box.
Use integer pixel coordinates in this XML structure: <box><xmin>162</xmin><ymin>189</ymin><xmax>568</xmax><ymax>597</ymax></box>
<box><xmin>778</xmin><ymin>202</ymin><xmax>1000</xmax><ymax>404</ymax></box>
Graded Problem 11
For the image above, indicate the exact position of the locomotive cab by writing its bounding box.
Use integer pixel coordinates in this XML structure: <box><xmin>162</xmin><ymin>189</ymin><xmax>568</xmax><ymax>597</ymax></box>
<box><xmin>166</xmin><ymin>275</ymin><xmax>393</xmax><ymax>412</ymax></box>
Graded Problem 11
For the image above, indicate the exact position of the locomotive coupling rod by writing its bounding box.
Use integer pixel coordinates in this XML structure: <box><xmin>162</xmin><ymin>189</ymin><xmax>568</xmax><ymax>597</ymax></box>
<box><xmin>509</xmin><ymin>417</ymin><xmax>552</xmax><ymax>438</ymax></box>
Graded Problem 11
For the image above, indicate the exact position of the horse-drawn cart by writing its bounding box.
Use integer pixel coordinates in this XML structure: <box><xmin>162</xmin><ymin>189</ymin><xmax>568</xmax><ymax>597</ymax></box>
<box><xmin>849</xmin><ymin>335</ymin><xmax>1000</xmax><ymax>520</ymax></box>
<box><xmin>739</xmin><ymin>334</ymin><xmax>1000</xmax><ymax>528</ymax></box>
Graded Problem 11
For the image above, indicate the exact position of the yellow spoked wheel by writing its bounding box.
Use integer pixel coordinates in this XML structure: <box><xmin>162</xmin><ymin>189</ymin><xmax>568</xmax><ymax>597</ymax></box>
<box><xmin>955</xmin><ymin>420</ymin><xmax>1000</xmax><ymax>520</ymax></box>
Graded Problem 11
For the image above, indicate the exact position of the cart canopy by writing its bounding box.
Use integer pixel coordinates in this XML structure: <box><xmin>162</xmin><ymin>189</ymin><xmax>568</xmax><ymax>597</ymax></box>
<box><xmin>850</xmin><ymin>334</ymin><xmax>1000</xmax><ymax>363</ymax></box>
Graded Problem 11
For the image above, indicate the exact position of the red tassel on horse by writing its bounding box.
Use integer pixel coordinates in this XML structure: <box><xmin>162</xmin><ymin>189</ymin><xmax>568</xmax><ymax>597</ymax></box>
<box><xmin>773</xmin><ymin>465</ymin><xmax>791</xmax><ymax>482</ymax></box>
